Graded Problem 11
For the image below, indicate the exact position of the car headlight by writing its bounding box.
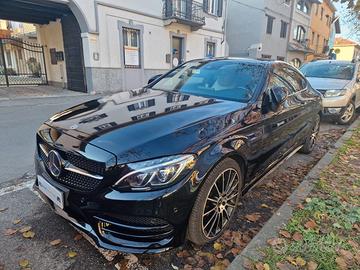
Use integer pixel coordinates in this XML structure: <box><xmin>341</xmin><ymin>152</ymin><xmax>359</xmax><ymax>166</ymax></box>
<box><xmin>113</xmin><ymin>155</ymin><xmax>196</xmax><ymax>191</ymax></box>
<box><xmin>324</xmin><ymin>89</ymin><xmax>346</xmax><ymax>98</ymax></box>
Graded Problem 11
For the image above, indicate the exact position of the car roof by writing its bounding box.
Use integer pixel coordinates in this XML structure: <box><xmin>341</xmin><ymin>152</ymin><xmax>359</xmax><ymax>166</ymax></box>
<box><xmin>306</xmin><ymin>60</ymin><xmax>355</xmax><ymax>65</ymax></box>
<box><xmin>187</xmin><ymin>57</ymin><xmax>285</xmax><ymax>68</ymax></box>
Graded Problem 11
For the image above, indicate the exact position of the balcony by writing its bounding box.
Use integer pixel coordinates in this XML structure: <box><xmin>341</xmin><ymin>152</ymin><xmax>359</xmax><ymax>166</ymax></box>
<box><xmin>163</xmin><ymin>0</ymin><xmax>205</xmax><ymax>30</ymax></box>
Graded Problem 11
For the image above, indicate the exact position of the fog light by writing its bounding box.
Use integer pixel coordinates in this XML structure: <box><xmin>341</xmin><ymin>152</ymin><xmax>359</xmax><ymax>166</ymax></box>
<box><xmin>327</xmin><ymin>108</ymin><xmax>342</xmax><ymax>114</ymax></box>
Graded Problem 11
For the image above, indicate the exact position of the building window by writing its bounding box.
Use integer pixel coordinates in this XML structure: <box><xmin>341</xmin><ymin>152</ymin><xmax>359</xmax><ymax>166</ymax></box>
<box><xmin>265</xmin><ymin>15</ymin><xmax>275</xmax><ymax>34</ymax></box>
<box><xmin>277</xmin><ymin>56</ymin><xmax>285</xmax><ymax>61</ymax></box>
<box><xmin>284</xmin><ymin>0</ymin><xmax>291</xmax><ymax>6</ymax></box>
<box><xmin>205</xmin><ymin>0</ymin><xmax>223</xmax><ymax>17</ymax></box>
<box><xmin>290</xmin><ymin>58</ymin><xmax>302</xmax><ymax>68</ymax></box>
<box><xmin>123</xmin><ymin>27</ymin><xmax>141</xmax><ymax>68</ymax></box>
<box><xmin>262</xmin><ymin>54</ymin><xmax>272</xmax><ymax>59</ymax></box>
<box><xmin>311</xmin><ymin>31</ymin><xmax>315</xmax><ymax>44</ymax></box>
<box><xmin>294</xmin><ymin>25</ymin><xmax>306</xmax><ymax>42</ymax></box>
<box><xmin>206</xmin><ymin>41</ymin><xmax>216</xmax><ymax>57</ymax></box>
<box><xmin>296</xmin><ymin>0</ymin><xmax>310</xmax><ymax>14</ymax></box>
<box><xmin>6</xmin><ymin>51</ymin><xmax>12</xmax><ymax>66</ymax></box>
<box><xmin>315</xmin><ymin>4</ymin><xmax>319</xmax><ymax>15</ymax></box>
<box><xmin>320</xmin><ymin>7</ymin><xmax>324</xmax><ymax>20</ymax></box>
<box><xmin>280</xmin><ymin>21</ymin><xmax>288</xmax><ymax>38</ymax></box>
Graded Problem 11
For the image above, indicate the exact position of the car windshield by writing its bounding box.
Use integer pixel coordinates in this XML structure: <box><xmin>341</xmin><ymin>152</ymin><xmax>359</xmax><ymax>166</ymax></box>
<box><xmin>301</xmin><ymin>62</ymin><xmax>355</xmax><ymax>80</ymax></box>
<box><xmin>149</xmin><ymin>60</ymin><xmax>265</xmax><ymax>102</ymax></box>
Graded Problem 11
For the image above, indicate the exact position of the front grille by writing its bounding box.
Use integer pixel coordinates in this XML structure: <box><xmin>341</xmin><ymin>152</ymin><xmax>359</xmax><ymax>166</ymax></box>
<box><xmin>65</xmin><ymin>152</ymin><xmax>105</xmax><ymax>175</ymax></box>
<box><xmin>37</xmin><ymin>136</ymin><xmax>106</xmax><ymax>193</ymax></box>
<box><xmin>58</xmin><ymin>171</ymin><xmax>102</xmax><ymax>193</ymax></box>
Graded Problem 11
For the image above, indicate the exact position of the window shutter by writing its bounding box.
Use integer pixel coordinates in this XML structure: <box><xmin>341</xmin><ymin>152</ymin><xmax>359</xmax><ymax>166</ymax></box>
<box><xmin>217</xmin><ymin>0</ymin><xmax>223</xmax><ymax>17</ymax></box>
<box><xmin>203</xmin><ymin>0</ymin><xmax>209</xmax><ymax>12</ymax></box>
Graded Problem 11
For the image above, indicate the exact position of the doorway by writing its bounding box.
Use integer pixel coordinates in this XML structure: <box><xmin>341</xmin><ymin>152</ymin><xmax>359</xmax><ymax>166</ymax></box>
<box><xmin>172</xmin><ymin>36</ymin><xmax>184</xmax><ymax>67</ymax></box>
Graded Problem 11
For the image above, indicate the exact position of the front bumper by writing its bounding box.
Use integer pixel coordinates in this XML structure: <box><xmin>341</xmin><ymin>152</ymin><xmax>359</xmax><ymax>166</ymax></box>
<box><xmin>322</xmin><ymin>93</ymin><xmax>350</xmax><ymax>109</ymax></box>
<box><xmin>35</xmin><ymin>153</ymin><xmax>197</xmax><ymax>254</ymax></box>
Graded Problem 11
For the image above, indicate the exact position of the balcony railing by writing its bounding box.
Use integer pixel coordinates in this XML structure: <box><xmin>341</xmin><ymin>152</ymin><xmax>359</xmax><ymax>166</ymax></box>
<box><xmin>163</xmin><ymin>0</ymin><xmax>205</xmax><ymax>29</ymax></box>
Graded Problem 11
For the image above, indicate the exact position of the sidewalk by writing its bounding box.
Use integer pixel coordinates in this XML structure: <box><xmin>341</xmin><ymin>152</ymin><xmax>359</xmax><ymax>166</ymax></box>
<box><xmin>0</xmin><ymin>85</ymin><xmax>87</xmax><ymax>100</ymax></box>
<box><xmin>229</xmin><ymin>119</ymin><xmax>360</xmax><ymax>270</ymax></box>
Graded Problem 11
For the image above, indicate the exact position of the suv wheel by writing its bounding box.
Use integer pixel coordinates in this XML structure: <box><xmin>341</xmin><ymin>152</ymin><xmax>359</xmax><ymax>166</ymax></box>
<box><xmin>300</xmin><ymin>114</ymin><xmax>320</xmax><ymax>154</ymax></box>
<box><xmin>338</xmin><ymin>101</ymin><xmax>355</xmax><ymax>125</ymax></box>
<box><xmin>187</xmin><ymin>158</ymin><xmax>243</xmax><ymax>246</ymax></box>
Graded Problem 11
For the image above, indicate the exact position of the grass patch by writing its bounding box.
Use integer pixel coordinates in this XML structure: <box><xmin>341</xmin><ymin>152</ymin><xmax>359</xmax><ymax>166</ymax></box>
<box><xmin>259</xmin><ymin>128</ymin><xmax>360</xmax><ymax>270</ymax></box>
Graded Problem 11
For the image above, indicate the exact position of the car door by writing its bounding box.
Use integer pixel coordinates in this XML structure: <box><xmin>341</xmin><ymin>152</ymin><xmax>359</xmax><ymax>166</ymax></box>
<box><xmin>245</xmin><ymin>65</ymin><xmax>303</xmax><ymax>183</ymax></box>
<box><xmin>278</xmin><ymin>65</ymin><xmax>316</xmax><ymax>145</ymax></box>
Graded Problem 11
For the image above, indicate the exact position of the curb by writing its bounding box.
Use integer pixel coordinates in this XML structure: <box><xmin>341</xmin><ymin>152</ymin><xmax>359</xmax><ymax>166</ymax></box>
<box><xmin>227</xmin><ymin>117</ymin><xmax>360</xmax><ymax>270</ymax></box>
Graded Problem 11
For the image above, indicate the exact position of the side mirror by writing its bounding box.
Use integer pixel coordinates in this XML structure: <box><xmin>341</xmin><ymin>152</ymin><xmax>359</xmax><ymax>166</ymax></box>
<box><xmin>270</xmin><ymin>86</ymin><xmax>288</xmax><ymax>106</ymax></box>
<box><xmin>148</xmin><ymin>74</ymin><xmax>162</xmax><ymax>85</ymax></box>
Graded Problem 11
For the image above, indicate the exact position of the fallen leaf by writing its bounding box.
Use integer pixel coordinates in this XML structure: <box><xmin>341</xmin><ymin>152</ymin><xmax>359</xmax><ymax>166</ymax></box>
<box><xmin>277</xmin><ymin>261</ymin><xmax>296</xmax><ymax>270</ymax></box>
<box><xmin>216</xmin><ymin>253</ymin><xmax>224</xmax><ymax>259</ymax></box>
<box><xmin>243</xmin><ymin>258</ymin><xmax>254</xmax><ymax>270</ymax></box>
<box><xmin>73</xmin><ymin>234</ymin><xmax>82</xmax><ymax>241</ymax></box>
<box><xmin>255</xmin><ymin>262</ymin><xmax>264</xmax><ymax>270</ymax></box>
<box><xmin>50</xmin><ymin>239</ymin><xmax>61</xmax><ymax>246</ymax></box>
<box><xmin>22</xmin><ymin>231</ymin><xmax>35</xmax><ymax>239</ymax></box>
<box><xmin>267</xmin><ymin>237</ymin><xmax>284</xmax><ymax>246</ymax></box>
<box><xmin>335</xmin><ymin>257</ymin><xmax>347</xmax><ymax>270</ymax></box>
<box><xmin>183</xmin><ymin>264</ymin><xmax>192</xmax><ymax>270</ymax></box>
<box><xmin>213</xmin><ymin>242</ymin><xmax>223</xmax><ymax>251</ymax></box>
<box><xmin>67</xmin><ymin>251</ymin><xmax>77</xmax><ymax>258</ymax></box>
<box><xmin>4</xmin><ymin>228</ymin><xmax>17</xmax><ymax>236</ymax></box>
<box><xmin>19</xmin><ymin>226</ymin><xmax>32</xmax><ymax>233</ymax></box>
<box><xmin>245</xmin><ymin>213</ymin><xmax>261</xmax><ymax>222</ymax></box>
<box><xmin>263</xmin><ymin>264</ymin><xmax>270</xmax><ymax>270</ymax></box>
<box><xmin>339</xmin><ymin>249</ymin><xmax>353</xmax><ymax>262</ymax></box>
<box><xmin>279</xmin><ymin>230</ymin><xmax>291</xmax><ymax>239</ymax></box>
<box><xmin>305</xmin><ymin>198</ymin><xmax>312</xmax><ymax>203</ymax></box>
<box><xmin>19</xmin><ymin>259</ymin><xmax>29</xmax><ymax>267</ymax></box>
<box><xmin>307</xmin><ymin>261</ymin><xmax>318</xmax><ymax>270</ymax></box>
<box><xmin>296</xmin><ymin>257</ymin><xmax>306</xmax><ymax>267</ymax></box>
<box><xmin>286</xmin><ymin>256</ymin><xmax>297</xmax><ymax>266</ymax></box>
<box><xmin>171</xmin><ymin>263</ymin><xmax>179</xmax><ymax>270</ymax></box>
<box><xmin>0</xmin><ymin>208</ymin><xmax>8</xmax><ymax>212</ymax></box>
<box><xmin>13</xmin><ymin>219</ymin><xmax>22</xmax><ymax>225</ymax></box>
<box><xmin>292</xmin><ymin>232</ymin><xmax>303</xmax><ymax>241</ymax></box>
<box><xmin>261</xmin><ymin>204</ymin><xmax>270</xmax><ymax>208</ymax></box>
<box><xmin>304</xmin><ymin>219</ymin><xmax>317</xmax><ymax>229</ymax></box>
<box><xmin>176</xmin><ymin>250</ymin><xmax>190</xmax><ymax>258</ymax></box>
<box><xmin>185</xmin><ymin>257</ymin><xmax>197</xmax><ymax>265</ymax></box>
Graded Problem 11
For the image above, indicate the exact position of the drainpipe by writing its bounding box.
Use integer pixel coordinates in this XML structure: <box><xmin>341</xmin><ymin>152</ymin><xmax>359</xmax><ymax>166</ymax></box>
<box><xmin>286</xmin><ymin>0</ymin><xmax>296</xmax><ymax>62</ymax></box>
<box><xmin>222</xmin><ymin>0</ymin><xmax>230</xmax><ymax>56</ymax></box>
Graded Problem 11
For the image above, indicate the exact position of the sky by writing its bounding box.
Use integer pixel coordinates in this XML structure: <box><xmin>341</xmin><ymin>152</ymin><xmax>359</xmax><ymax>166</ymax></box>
<box><xmin>334</xmin><ymin>2</ymin><xmax>359</xmax><ymax>42</ymax></box>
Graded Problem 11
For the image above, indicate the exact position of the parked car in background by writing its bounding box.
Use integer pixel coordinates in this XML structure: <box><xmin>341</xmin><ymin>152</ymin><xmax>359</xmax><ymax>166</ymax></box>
<box><xmin>301</xmin><ymin>60</ymin><xmax>360</xmax><ymax>124</ymax></box>
<box><xmin>34</xmin><ymin>58</ymin><xmax>322</xmax><ymax>254</ymax></box>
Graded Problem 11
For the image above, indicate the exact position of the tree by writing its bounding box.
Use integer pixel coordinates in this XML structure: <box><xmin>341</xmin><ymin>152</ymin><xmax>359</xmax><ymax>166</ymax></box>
<box><xmin>333</xmin><ymin>0</ymin><xmax>360</xmax><ymax>12</ymax></box>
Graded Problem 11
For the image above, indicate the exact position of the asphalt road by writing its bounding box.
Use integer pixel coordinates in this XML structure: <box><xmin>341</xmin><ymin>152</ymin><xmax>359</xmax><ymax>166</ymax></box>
<box><xmin>0</xmin><ymin>94</ymin><xmax>351</xmax><ymax>270</ymax></box>
<box><xmin>0</xmin><ymin>94</ymin><xmax>99</xmax><ymax>187</ymax></box>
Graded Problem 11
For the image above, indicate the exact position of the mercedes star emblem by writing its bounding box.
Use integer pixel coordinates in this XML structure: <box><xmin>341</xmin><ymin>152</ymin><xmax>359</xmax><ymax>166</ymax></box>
<box><xmin>48</xmin><ymin>150</ymin><xmax>62</xmax><ymax>178</ymax></box>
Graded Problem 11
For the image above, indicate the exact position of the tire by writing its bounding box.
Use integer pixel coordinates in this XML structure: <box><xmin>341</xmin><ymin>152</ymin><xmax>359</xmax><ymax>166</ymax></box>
<box><xmin>300</xmin><ymin>114</ymin><xmax>320</xmax><ymax>154</ymax></box>
<box><xmin>337</xmin><ymin>101</ymin><xmax>355</xmax><ymax>125</ymax></box>
<box><xmin>187</xmin><ymin>158</ymin><xmax>243</xmax><ymax>246</ymax></box>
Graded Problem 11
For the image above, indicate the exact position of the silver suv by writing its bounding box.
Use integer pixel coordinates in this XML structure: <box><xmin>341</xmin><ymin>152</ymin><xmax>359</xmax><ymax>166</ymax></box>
<box><xmin>301</xmin><ymin>60</ymin><xmax>360</xmax><ymax>124</ymax></box>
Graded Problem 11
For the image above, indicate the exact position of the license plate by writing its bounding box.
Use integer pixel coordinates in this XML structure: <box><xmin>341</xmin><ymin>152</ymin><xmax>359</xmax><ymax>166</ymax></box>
<box><xmin>38</xmin><ymin>175</ymin><xmax>64</xmax><ymax>209</ymax></box>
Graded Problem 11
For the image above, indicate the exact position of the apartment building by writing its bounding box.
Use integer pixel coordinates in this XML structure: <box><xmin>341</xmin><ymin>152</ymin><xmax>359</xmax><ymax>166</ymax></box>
<box><xmin>1</xmin><ymin>0</ymin><xmax>227</xmax><ymax>93</ymax></box>
<box><xmin>306</xmin><ymin>0</ymin><xmax>337</xmax><ymax>61</ymax></box>
<box><xmin>226</xmin><ymin>0</ymin><xmax>292</xmax><ymax>61</ymax></box>
<box><xmin>287</xmin><ymin>0</ymin><xmax>318</xmax><ymax>67</ymax></box>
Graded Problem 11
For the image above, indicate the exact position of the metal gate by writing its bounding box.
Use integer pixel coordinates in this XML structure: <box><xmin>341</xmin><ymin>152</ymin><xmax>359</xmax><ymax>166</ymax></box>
<box><xmin>0</xmin><ymin>38</ymin><xmax>47</xmax><ymax>86</ymax></box>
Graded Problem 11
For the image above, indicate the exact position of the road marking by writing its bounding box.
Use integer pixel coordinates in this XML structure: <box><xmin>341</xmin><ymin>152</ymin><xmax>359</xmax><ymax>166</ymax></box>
<box><xmin>0</xmin><ymin>179</ymin><xmax>34</xmax><ymax>196</ymax></box>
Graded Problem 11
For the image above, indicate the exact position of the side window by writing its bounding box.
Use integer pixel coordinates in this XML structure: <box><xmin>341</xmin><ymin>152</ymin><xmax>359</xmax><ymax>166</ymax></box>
<box><xmin>275</xmin><ymin>67</ymin><xmax>306</xmax><ymax>92</ymax></box>
<box><xmin>268</xmin><ymin>74</ymin><xmax>291</xmax><ymax>91</ymax></box>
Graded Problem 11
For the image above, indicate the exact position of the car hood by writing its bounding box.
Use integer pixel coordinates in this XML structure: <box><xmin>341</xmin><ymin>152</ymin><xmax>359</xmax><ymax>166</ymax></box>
<box><xmin>306</xmin><ymin>77</ymin><xmax>352</xmax><ymax>90</ymax></box>
<box><xmin>46</xmin><ymin>89</ymin><xmax>248</xmax><ymax>164</ymax></box>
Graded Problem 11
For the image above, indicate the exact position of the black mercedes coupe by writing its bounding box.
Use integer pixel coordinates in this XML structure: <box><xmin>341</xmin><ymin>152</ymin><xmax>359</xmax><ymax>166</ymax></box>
<box><xmin>34</xmin><ymin>58</ymin><xmax>322</xmax><ymax>253</ymax></box>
